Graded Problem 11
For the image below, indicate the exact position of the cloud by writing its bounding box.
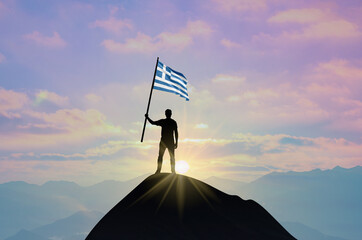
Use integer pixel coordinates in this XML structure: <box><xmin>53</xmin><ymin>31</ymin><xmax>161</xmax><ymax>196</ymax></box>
<box><xmin>24</xmin><ymin>31</ymin><xmax>67</xmax><ymax>48</ymax></box>
<box><xmin>3</xmin><ymin>131</ymin><xmax>362</xmax><ymax>182</ymax></box>
<box><xmin>0</xmin><ymin>87</ymin><xmax>28</xmax><ymax>118</ymax></box>
<box><xmin>23</xmin><ymin>108</ymin><xmax>122</xmax><ymax>134</ymax></box>
<box><xmin>90</xmin><ymin>17</ymin><xmax>132</xmax><ymax>34</ymax></box>
<box><xmin>0</xmin><ymin>106</ymin><xmax>124</xmax><ymax>151</ymax></box>
<box><xmin>304</xmin><ymin>59</ymin><xmax>362</xmax><ymax>133</ymax></box>
<box><xmin>291</xmin><ymin>20</ymin><xmax>361</xmax><ymax>40</ymax></box>
<box><xmin>102</xmin><ymin>33</ymin><xmax>158</xmax><ymax>54</ymax></box>
<box><xmin>48</xmin><ymin>140</ymin><xmax>153</xmax><ymax>159</ymax></box>
<box><xmin>211</xmin><ymin>0</ymin><xmax>266</xmax><ymax>13</ymax></box>
<box><xmin>268</xmin><ymin>8</ymin><xmax>329</xmax><ymax>24</ymax></box>
<box><xmin>314</xmin><ymin>59</ymin><xmax>362</xmax><ymax>81</ymax></box>
<box><xmin>85</xmin><ymin>93</ymin><xmax>103</xmax><ymax>103</ymax></box>
<box><xmin>220</xmin><ymin>38</ymin><xmax>242</xmax><ymax>49</ymax></box>
<box><xmin>229</xmin><ymin>133</ymin><xmax>362</xmax><ymax>170</ymax></box>
<box><xmin>255</xmin><ymin>9</ymin><xmax>361</xmax><ymax>42</ymax></box>
<box><xmin>34</xmin><ymin>90</ymin><xmax>69</xmax><ymax>106</ymax></box>
<box><xmin>101</xmin><ymin>20</ymin><xmax>212</xmax><ymax>53</ymax></box>
<box><xmin>0</xmin><ymin>52</ymin><xmax>5</xmax><ymax>63</ymax></box>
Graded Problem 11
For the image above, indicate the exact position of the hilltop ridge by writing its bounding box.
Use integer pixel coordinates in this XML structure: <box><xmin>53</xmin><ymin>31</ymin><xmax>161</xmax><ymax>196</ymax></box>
<box><xmin>86</xmin><ymin>173</ymin><xmax>295</xmax><ymax>239</ymax></box>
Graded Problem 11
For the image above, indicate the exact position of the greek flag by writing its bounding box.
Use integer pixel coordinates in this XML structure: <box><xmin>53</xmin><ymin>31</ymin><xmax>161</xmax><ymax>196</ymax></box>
<box><xmin>154</xmin><ymin>61</ymin><xmax>189</xmax><ymax>101</ymax></box>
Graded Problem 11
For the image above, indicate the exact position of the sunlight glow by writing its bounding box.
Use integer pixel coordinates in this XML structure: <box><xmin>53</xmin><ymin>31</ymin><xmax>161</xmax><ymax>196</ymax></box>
<box><xmin>176</xmin><ymin>160</ymin><xmax>190</xmax><ymax>174</ymax></box>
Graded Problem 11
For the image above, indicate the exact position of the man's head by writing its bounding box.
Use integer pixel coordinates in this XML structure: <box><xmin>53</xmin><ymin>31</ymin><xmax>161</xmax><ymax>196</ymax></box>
<box><xmin>165</xmin><ymin>109</ymin><xmax>172</xmax><ymax>118</ymax></box>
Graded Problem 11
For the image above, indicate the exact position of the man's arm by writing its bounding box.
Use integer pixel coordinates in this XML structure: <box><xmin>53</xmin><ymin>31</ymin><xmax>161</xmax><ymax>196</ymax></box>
<box><xmin>145</xmin><ymin>114</ymin><xmax>156</xmax><ymax>125</ymax></box>
<box><xmin>174</xmin><ymin>128</ymin><xmax>178</xmax><ymax>149</ymax></box>
<box><xmin>145</xmin><ymin>114</ymin><xmax>161</xmax><ymax>125</ymax></box>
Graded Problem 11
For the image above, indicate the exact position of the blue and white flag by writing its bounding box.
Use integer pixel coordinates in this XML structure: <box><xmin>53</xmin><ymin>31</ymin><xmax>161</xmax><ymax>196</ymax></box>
<box><xmin>154</xmin><ymin>61</ymin><xmax>189</xmax><ymax>101</ymax></box>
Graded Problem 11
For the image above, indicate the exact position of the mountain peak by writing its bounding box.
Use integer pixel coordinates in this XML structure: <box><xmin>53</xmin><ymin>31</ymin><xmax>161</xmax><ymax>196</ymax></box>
<box><xmin>86</xmin><ymin>173</ymin><xmax>295</xmax><ymax>240</ymax></box>
<box><xmin>332</xmin><ymin>166</ymin><xmax>344</xmax><ymax>171</ymax></box>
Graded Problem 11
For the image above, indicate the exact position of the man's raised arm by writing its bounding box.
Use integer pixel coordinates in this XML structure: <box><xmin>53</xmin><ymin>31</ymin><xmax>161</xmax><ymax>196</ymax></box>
<box><xmin>145</xmin><ymin>114</ymin><xmax>156</xmax><ymax>125</ymax></box>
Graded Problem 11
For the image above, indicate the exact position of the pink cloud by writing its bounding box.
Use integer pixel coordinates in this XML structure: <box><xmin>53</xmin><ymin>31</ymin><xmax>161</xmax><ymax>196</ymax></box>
<box><xmin>220</xmin><ymin>38</ymin><xmax>242</xmax><ymax>49</ymax></box>
<box><xmin>0</xmin><ymin>108</ymin><xmax>123</xmax><ymax>151</ymax></box>
<box><xmin>34</xmin><ymin>90</ymin><xmax>69</xmax><ymax>106</ymax></box>
<box><xmin>85</xmin><ymin>93</ymin><xmax>103</xmax><ymax>103</ymax></box>
<box><xmin>24</xmin><ymin>31</ymin><xmax>67</xmax><ymax>48</ymax></box>
<box><xmin>102</xmin><ymin>33</ymin><xmax>155</xmax><ymax>54</ymax></box>
<box><xmin>292</xmin><ymin>20</ymin><xmax>361</xmax><ymax>40</ymax></box>
<box><xmin>90</xmin><ymin>17</ymin><xmax>132</xmax><ymax>34</ymax></box>
<box><xmin>304</xmin><ymin>83</ymin><xmax>350</xmax><ymax>97</ymax></box>
<box><xmin>333</xmin><ymin>97</ymin><xmax>362</xmax><ymax>108</ymax></box>
<box><xmin>101</xmin><ymin>20</ymin><xmax>212</xmax><ymax>54</ymax></box>
<box><xmin>268</xmin><ymin>8</ymin><xmax>329</xmax><ymax>24</ymax></box>
<box><xmin>314</xmin><ymin>59</ymin><xmax>362</xmax><ymax>80</ymax></box>
<box><xmin>211</xmin><ymin>0</ymin><xmax>266</xmax><ymax>13</ymax></box>
<box><xmin>24</xmin><ymin>108</ymin><xmax>120</xmax><ymax>133</ymax></box>
<box><xmin>256</xmin><ymin>9</ymin><xmax>361</xmax><ymax>42</ymax></box>
<box><xmin>0</xmin><ymin>87</ymin><xmax>28</xmax><ymax>119</ymax></box>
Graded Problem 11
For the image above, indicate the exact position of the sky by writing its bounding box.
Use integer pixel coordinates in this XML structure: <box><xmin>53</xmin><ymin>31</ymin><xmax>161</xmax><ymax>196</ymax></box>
<box><xmin>0</xmin><ymin>0</ymin><xmax>361</xmax><ymax>185</ymax></box>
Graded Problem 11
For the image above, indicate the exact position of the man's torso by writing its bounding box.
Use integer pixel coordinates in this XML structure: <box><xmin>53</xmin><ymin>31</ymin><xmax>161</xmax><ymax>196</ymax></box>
<box><xmin>155</xmin><ymin>118</ymin><xmax>177</xmax><ymax>145</ymax></box>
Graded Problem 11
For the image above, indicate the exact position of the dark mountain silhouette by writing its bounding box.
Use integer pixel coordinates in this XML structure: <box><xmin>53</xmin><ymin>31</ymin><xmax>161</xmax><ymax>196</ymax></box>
<box><xmin>86</xmin><ymin>173</ymin><xmax>295</xmax><ymax>240</ymax></box>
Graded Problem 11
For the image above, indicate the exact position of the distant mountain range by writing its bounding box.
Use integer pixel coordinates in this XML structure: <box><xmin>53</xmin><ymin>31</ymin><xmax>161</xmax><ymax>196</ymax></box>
<box><xmin>281</xmin><ymin>222</ymin><xmax>347</xmax><ymax>240</ymax></box>
<box><xmin>1</xmin><ymin>166</ymin><xmax>361</xmax><ymax>239</ymax></box>
<box><xmin>5</xmin><ymin>211</ymin><xmax>103</xmax><ymax>240</ymax></box>
<box><xmin>240</xmin><ymin>166</ymin><xmax>362</xmax><ymax>240</ymax></box>
<box><xmin>0</xmin><ymin>175</ymin><xmax>146</xmax><ymax>239</ymax></box>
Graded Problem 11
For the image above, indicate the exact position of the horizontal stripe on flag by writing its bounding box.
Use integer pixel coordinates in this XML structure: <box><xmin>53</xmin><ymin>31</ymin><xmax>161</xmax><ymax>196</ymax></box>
<box><xmin>154</xmin><ymin>85</ymin><xmax>189</xmax><ymax>101</ymax></box>
<box><xmin>170</xmin><ymin>69</ymin><xmax>187</xmax><ymax>80</ymax></box>
<box><xmin>170</xmin><ymin>73</ymin><xmax>187</xmax><ymax>85</ymax></box>
<box><xmin>156</xmin><ymin>71</ymin><xmax>187</xmax><ymax>91</ymax></box>
<box><xmin>154</xmin><ymin>78</ymin><xmax>188</xmax><ymax>96</ymax></box>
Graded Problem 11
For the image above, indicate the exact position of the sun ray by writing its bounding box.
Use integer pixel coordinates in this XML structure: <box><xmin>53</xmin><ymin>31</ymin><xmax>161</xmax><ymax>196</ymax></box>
<box><xmin>128</xmin><ymin>174</ymin><xmax>175</xmax><ymax>209</ymax></box>
<box><xmin>176</xmin><ymin>175</ymin><xmax>185</xmax><ymax>221</ymax></box>
<box><xmin>155</xmin><ymin>174</ymin><xmax>177</xmax><ymax>213</ymax></box>
<box><xmin>188</xmin><ymin>178</ymin><xmax>215</xmax><ymax>209</ymax></box>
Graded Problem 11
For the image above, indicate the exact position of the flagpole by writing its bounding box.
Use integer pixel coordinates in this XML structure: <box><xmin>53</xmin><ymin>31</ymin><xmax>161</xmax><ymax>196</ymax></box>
<box><xmin>141</xmin><ymin>57</ymin><xmax>159</xmax><ymax>142</ymax></box>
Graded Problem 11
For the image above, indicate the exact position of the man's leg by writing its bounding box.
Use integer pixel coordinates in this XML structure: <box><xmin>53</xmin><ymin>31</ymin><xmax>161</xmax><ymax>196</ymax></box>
<box><xmin>168</xmin><ymin>146</ymin><xmax>176</xmax><ymax>174</ymax></box>
<box><xmin>156</xmin><ymin>142</ymin><xmax>166</xmax><ymax>173</ymax></box>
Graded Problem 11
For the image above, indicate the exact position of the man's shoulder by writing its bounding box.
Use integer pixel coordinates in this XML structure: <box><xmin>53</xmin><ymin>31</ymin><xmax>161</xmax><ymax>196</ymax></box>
<box><xmin>164</xmin><ymin>118</ymin><xmax>177</xmax><ymax>126</ymax></box>
<box><xmin>170</xmin><ymin>118</ymin><xmax>177</xmax><ymax>127</ymax></box>
<box><xmin>154</xmin><ymin>118</ymin><xmax>165</xmax><ymax>125</ymax></box>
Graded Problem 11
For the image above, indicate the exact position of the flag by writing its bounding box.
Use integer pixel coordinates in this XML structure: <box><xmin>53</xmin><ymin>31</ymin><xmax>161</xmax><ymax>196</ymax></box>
<box><xmin>154</xmin><ymin>61</ymin><xmax>189</xmax><ymax>101</ymax></box>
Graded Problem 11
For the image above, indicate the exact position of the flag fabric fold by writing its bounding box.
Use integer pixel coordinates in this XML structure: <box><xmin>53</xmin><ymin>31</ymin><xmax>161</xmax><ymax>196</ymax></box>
<box><xmin>154</xmin><ymin>61</ymin><xmax>189</xmax><ymax>101</ymax></box>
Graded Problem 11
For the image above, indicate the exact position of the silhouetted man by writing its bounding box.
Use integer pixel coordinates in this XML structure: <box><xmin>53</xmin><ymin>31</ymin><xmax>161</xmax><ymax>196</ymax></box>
<box><xmin>145</xmin><ymin>109</ymin><xmax>178</xmax><ymax>174</ymax></box>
